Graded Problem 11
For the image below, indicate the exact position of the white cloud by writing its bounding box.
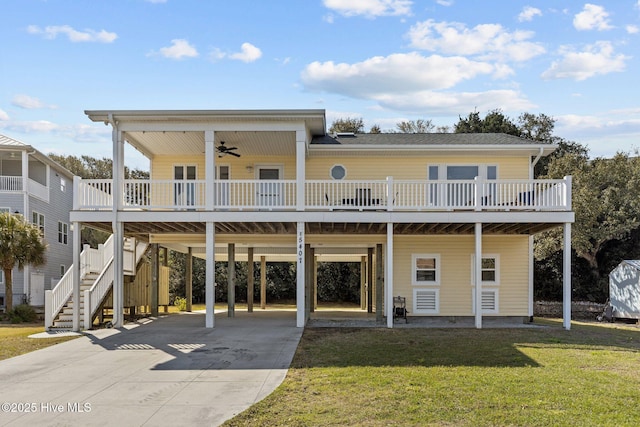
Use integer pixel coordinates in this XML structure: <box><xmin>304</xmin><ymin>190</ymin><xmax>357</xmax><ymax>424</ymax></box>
<box><xmin>301</xmin><ymin>52</ymin><xmax>498</xmax><ymax>99</ymax></box>
<box><xmin>573</xmin><ymin>4</ymin><xmax>613</xmax><ymax>31</ymax></box>
<box><xmin>0</xmin><ymin>120</ymin><xmax>60</xmax><ymax>133</ymax></box>
<box><xmin>145</xmin><ymin>0</ymin><xmax>167</xmax><ymax>3</ymax></box>
<box><xmin>0</xmin><ymin>109</ymin><xmax>9</xmax><ymax>121</ymax></box>
<box><xmin>407</xmin><ymin>20</ymin><xmax>545</xmax><ymax>62</ymax></box>
<box><xmin>518</xmin><ymin>6</ymin><xmax>542</xmax><ymax>22</ymax></box>
<box><xmin>229</xmin><ymin>43</ymin><xmax>262</xmax><ymax>63</ymax></box>
<box><xmin>435</xmin><ymin>0</ymin><xmax>453</xmax><ymax>6</ymax></box>
<box><xmin>11</xmin><ymin>94</ymin><xmax>56</xmax><ymax>110</ymax></box>
<box><xmin>541</xmin><ymin>41</ymin><xmax>628</xmax><ymax>81</ymax></box>
<box><xmin>323</xmin><ymin>0</ymin><xmax>412</xmax><ymax>18</ymax></box>
<box><xmin>627</xmin><ymin>25</ymin><xmax>639</xmax><ymax>34</ymax></box>
<box><xmin>26</xmin><ymin>25</ymin><xmax>117</xmax><ymax>43</ymax></box>
<box><xmin>157</xmin><ymin>39</ymin><xmax>198</xmax><ymax>60</ymax></box>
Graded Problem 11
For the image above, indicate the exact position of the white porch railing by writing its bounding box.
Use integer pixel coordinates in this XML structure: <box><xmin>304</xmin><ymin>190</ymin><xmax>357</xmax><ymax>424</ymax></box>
<box><xmin>0</xmin><ymin>176</ymin><xmax>23</xmax><ymax>192</ymax></box>
<box><xmin>27</xmin><ymin>178</ymin><xmax>49</xmax><ymax>202</ymax></box>
<box><xmin>75</xmin><ymin>176</ymin><xmax>572</xmax><ymax>212</ymax></box>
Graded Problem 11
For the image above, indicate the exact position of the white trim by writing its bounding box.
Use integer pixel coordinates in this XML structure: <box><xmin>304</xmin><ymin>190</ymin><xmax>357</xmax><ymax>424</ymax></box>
<box><xmin>412</xmin><ymin>254</ymin><xmax>440</xmax><ymax>286</ymax></box>
<box><xmin>471</xmin><ymin>288</ymin><xmax>499</xmax><ymax>314</ymax></box>
<box><xmin>413</xmin><ymin>288</ymin><xmax>439</xmax><ymax>314</ymax></box>
<box><xmin>469</xmin><ymin>254</ymin><xmax>500</xmax><ymax>285</ymax></box>
<box><xmin>255</xmin><ymin>164</ymin><xmax>284</xmax><ymax>180</ymax></box>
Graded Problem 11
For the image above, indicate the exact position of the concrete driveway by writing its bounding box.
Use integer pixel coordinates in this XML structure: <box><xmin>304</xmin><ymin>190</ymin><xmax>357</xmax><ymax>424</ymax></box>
<box><xmin>0</xmin><ymin>310</ymin><xmax>302</xmax><ymax>426</ymax></box>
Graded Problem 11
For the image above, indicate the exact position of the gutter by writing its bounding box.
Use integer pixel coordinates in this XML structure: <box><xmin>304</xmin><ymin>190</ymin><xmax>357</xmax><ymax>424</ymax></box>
<box><xmin>530</xmin><ymin>147</ymin><xmax>544</xmax><ymax>179</ymax></box>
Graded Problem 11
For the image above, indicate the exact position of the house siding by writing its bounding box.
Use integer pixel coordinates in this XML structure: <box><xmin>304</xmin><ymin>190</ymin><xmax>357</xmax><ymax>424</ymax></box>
<box><xmin>394</xmin><ymin>235</ymin><xmax>529</xmax><ymax>316</ymax></box>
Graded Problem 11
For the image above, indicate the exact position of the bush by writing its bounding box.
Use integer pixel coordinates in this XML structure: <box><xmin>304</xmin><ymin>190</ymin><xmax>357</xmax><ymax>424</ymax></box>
<box><xmin>174</xmin><ymin>297</ymin><xmax>187</xmax><ymax>311</ymax></box>
<box><xmin>8</xmin><ymin>304</ymin><xmax>38</xmax><ymax>323</ymax></box>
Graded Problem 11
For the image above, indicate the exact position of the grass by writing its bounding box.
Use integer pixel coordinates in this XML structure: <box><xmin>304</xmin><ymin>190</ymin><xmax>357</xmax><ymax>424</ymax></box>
<box><xmin>225</xmin><ymin>319</ymin><xmax>640</xmax><ymax>427</ymax></box>
<box><xmin>0</xmin><ymin>324</ymin><xmax>79</xmax><ymax>361</ymax></box>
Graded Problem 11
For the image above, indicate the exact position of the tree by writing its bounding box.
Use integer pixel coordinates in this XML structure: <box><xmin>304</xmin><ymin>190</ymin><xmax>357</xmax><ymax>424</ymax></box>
<box><xmin>396</xmin><ymin>119</ymin><xmax>434</xmax><ymax>133</ymax></box>
<box><xmin>454</xmin><ymin>109</ymin><xmax>520</xmax><ymax>135</ymax></box>
<box><xmin>48</xmin><ymin>154</ymin><xmax>149</xmax><ymax>180</ymax></box>
<box><xmin>369</xmin><ymin>124</ymin><xmax>382</xmax><ymax>134</ymax></box>
<box><xmin>329</xmin><ymin>117</ymin><xmax>365</xmax><ymax>134</ymax></box>
<box><xmin>0</xmin><ymin>212</ymin><xmax>46</xmax><ymax>311</ymax></box>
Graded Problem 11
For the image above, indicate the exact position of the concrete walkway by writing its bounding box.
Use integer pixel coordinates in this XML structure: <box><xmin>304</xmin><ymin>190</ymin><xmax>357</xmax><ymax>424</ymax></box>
<box><xmin>0</xmin><ymin>311</ymin><xmax>302</xmax><ymax>426</ymax></box>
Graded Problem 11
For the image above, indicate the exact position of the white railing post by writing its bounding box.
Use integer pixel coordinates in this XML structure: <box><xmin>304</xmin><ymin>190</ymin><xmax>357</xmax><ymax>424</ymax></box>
<box><xmin>564</xmin><ymin>175</ymin><xmax>572</xmax><ymax>211</ymax></box>
<box><xmin>83</xmin><ymin>289</ymin><xmax>91</xmax><ymax>330</ymax></box>
<box><xmin>387</xmin><ymin>176</ymin><xmax>394</xmax><ymax>211</ymax></box>
<box><xmin>73</xmin><ymin>176</ymin><xmax>80</xmax><ymax>210</ymax></box>
<box><xmin>44</xmin><ymin>290</ymin><xmax>52</xmax><ymax>330</ymax></box>
<box><xmin>474</xmin><ymin>176</ymin><xmax>482</xmax><ymax>211</ymax></box>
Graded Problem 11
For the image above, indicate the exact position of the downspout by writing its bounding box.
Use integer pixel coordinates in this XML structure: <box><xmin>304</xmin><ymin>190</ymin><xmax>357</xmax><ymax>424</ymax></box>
<box><xmin>528</xmin><ymin>146</ymin><xmax>544</xmax><ymax>321</ymax></box>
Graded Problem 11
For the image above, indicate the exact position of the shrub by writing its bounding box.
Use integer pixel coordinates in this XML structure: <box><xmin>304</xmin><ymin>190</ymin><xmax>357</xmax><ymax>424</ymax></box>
<box><xmin>9</xmin><ymin>304</ymin><xmax>38</xmax><ymax>323</ymax></box>
<box><xmin>174</xmin><ymin>297</ymin><xmax>187</xmax><ymax>311</ymax></box>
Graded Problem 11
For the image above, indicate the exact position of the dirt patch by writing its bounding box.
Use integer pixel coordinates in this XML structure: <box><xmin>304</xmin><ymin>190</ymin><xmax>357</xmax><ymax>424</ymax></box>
<box><xmin>534</xmin><ymin>301</ymin><xmax>606</xmax><ymax>321</ymax></box>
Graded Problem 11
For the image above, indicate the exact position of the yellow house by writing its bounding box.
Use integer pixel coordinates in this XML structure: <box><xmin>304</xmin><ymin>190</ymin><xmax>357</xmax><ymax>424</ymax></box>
<box><xmin>55</xmin><ymin>109</ymin><xmax>574</xmax><ymax>331</ymax></box>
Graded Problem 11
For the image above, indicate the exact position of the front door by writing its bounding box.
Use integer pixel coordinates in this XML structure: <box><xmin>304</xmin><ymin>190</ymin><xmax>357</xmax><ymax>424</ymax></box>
<box><xmin>257</xmin><ymin>167</ymin><xmax>282</xmax><ymax>207</ymax></box>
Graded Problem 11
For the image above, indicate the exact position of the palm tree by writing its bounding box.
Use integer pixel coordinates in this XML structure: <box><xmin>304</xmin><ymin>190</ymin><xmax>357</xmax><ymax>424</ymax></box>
<box><xmin>0</xmin><ymin>212</ymin><xmax>46</xmax><ymax>311</ymax></box>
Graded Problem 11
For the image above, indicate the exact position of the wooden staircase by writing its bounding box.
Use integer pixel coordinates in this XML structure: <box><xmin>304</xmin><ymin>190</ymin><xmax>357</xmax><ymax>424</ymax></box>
<box><xmin>49</xmin><ymin>273</ymin><xmax>99</xmax><ymax>330</ymax></box>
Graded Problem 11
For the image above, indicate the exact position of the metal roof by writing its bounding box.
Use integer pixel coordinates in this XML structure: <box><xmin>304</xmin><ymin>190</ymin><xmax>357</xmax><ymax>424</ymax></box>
<box><xmin>0</xmin><ymin>134</ymin><xmax>75</xmax><ymax>178</ymax></box>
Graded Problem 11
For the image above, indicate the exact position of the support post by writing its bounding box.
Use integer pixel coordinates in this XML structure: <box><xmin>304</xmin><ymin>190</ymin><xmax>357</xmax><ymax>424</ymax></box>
<box><xmin>313</xmin><ymin>254</ymin><xmax>318</xmax><ymax>310</ymax></box>
<box><xmin>205</xmin><ymin>130</ymin><xmax>215</xmax><ymax>211</ymax></box>
<box><xmin>296</xmin><ymin>131</ymin><xmax>306</xmax><ymax>211</ymax></box>
<box><xmin>475</xmin><ymin>222</ymin><xmax>483</xmax><ymax>329</ymax></box>
<box><xmin>367</xmin><ymin>247</ymin><xmax>374</xmax><ymax>313</ymax></box>
<box><xmin>376</xmin><ymin>243</ymin><xmax>384</xmax><ymax>323</ymax></box>
<box><xmin>71</xmin><ymin>221</ymin><xmax>81</xmax><ymax>331</ymax></box>
<box><xmin>112</xmin><ymin>221</ymin><xmax>124</xmax><ymax>328</ymax></box>
<box><xmin>247</xmin><ymin>247</ymin><xmax>254</xmax><ymax>312</ymax></box>
<box><xmin>360</xmin><ymin>256</ymin><xmax>366</xmax><ymax>310</ymax></box>
<box><xmin>385</xmin><ymin>224</ymin><xmax>394</xmax><ymax>328</ymax></box>
<box><xmin>296</xmin><ymin>222</ymin><xmax>305</xmax><ymax>327</ymax></box>
<box><xmin>260</xmin><ymin>256</ymin><xmax>266</xmax><ymax>309</ymax></box>
<box><xmin>305</xmin><ymin>244</ymin><xmax>312</xmax><ymax>320</ymax></box>
<box><xmin>186</xmin><ymin>247</ymin><xmax>193</xmax><ymax>312</ymax></box>
<box><xmin>151</xmin><ymin>244</ymin><xmax>159</xmax><ymax>317</ymax></box>
<box><xmin>563</xmin><ymin>223</ymin><xmax>572</xmax><ymax>330</ymax></box>
<box><xmin>228</xmin><ymin>243</ymin><xmax>235</xmax><ymax>317</ymax></box>
<box><xmin>205</xmin><ymin>222</ymin><xmax>215</xmax><ymax>328</ymax></box>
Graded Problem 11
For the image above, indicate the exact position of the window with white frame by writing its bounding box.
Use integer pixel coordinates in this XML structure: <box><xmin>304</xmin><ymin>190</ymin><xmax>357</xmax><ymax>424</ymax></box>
<box><xmin>60</xmin><ymin>265</ymin><xmax>66</xmax><ymax>277</ymax></box>
<box><xmin>32</xmin><ymin>211</ymin><xmax>45</xmax><ymax>234</ymax></box>
<box><xmin>60</xmin><ymin>177</ymin><xmax>67</xmax><ymax>192</ymax></box>
<box><xmin>412</xmin><ymin>254</ymin><xmax>440</xmax><ymax>285</ymax></box>
<box><xmin>58</xmin><ymin>221</ymin><xmax>68</xmax><ymax>244</ymax></box>
<box><xmin>470</xmin><ymin>254</ymin><xmax>500</xmax><ymax>285</ymax></box>
<box><xmin>0</xmin><ymin>208</ymin><xmax>10</xmax><ymax>214</ymax></box>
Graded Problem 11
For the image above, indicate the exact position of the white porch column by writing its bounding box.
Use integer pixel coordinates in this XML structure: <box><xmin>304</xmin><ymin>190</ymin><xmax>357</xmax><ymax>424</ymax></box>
<box><xmin>296</xmin><ymin>222</ymin><xmax>305</xmax><ymax>327</ymax></box>
<box><xmin>71</xmin><ymin>221</ymin><xmax>82</xmax><ymax>331</ymax></box>
<box><xmin>528</xmin><ymin>236</ymin><xmax>534</xmax><ymax>320</ymax></box>
<box><xmin>296</xmin><ymin>130</ymin><xmax>306</xmax><ymax>211</ymax></box>
<box><xmin>112</xmin><ymin>221</ymin><xmax>124</xmax><ymax>327</ymax></box>
<box><xmin>205</xmin><ymin>222</ymin><xmax>215</xmax><ymax>328</ymax></box>
<box><xmin>475</xmin><ymin>222</ymin><xmax>483</xmax><ymax>329</ymax></box>
<box><xmin>386</xmin><ymin>223</ymin><xmax>394</xmax><ymax>328</ymax></box>
<box><xmin>112</xmin><ymin>123</ymin><xmax>124</xmax><ymax>211</ymax></box>
<box><xmin>563</xmin><ymin>223</ymin><xmax>572</xmax><ymax>330</ymax></box>
<box><xmin>205</xmin><ymin>130</ymin><xmax>215</xmax><ymax>211</ymax></box>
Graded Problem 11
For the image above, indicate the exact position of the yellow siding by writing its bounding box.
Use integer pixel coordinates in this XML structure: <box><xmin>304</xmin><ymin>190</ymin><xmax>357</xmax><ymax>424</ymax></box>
<box><xmin>151</xmin><ymin>155</ymin><xmax>297</xmax><ymax>180</ymax></box>
<box><xmin>394</xmin><ymin>235</ymin><xmax>529</xmax><ymax>316</ymax></box>
<box><xmin>306</xmin><ymin>155</ymin><xmax>531</xmax><ymax>180</ymax></box>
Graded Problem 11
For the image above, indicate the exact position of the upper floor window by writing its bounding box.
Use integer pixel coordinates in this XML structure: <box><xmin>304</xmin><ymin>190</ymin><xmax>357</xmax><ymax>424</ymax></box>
<box><xmin>60</xmin><ymin>265</ymin><xmax>66</xmax><ymax>277</ymax></box>
<box><xmin>32</xmin><ymin>211</ymin><xmax>45</xmax><ymax>234</ymax></box>
<box><xmin>58</xmin><ymin>221</ymin><xmax>68</xmax><ymax>244</ymax></box>
<box><xmin>330</xmin><ymin>165</ymin><xmax>346</xmax><ymax>180</ymax></box>
<box><xmin>428</xmin><ymin>164</ymin><xmax>497</xmax><ymax>180</ymax></box>
<box><xmin>60</xmin><ymin>177</ymin><xmax>67</xmax><ymax>192</ymax></box>
<box><xmin>412</xmin><ymin>254</ymin><xmax>440</xmax><ymax>285</ymax></box>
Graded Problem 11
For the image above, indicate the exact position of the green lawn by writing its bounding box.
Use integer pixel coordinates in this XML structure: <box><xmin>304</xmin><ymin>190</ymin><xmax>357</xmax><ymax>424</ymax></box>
<box><xmin>225</xmin><ymin>319</ymin><xmax>640</xmax><ymax>427</ymax></box>
<box><xmin>0</xmin><ymin>324</ymin><xmax>79</xmax><ymax>361</ymax></box>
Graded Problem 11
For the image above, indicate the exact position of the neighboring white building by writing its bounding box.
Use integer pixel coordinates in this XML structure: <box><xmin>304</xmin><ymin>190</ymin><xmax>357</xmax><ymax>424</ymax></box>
<box><xmin>0</xmin><ymin>134</ymin><xmax>74</xmax><ymax>308</ymax></box>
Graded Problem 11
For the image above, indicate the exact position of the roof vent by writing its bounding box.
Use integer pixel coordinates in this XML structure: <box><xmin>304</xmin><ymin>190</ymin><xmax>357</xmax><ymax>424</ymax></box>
<box><xmin>334</xmin><ymin>132</ymin><xmax>356</xmax><ymax>138</ymax></box>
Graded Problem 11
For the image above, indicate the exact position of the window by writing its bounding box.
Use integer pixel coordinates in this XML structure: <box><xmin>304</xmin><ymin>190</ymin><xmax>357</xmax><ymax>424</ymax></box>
<box><xmin>330</xmin><ymin>164</ymin><xmax>346</xmax><ymax>180</ymax></box>
<box><xmin>0</xmin><ymin>270</ymin><xmax>4</xmax><ymax>284</ymax></box>
<box><xmin>60</xmin><ymin>265</ymin><xmax>66</xmax><ymax>277</ymax></box>
<box><xmin>32</xmin><ymin>212</ymin><xmax>45</xmax><ymax>234</ymax></box>
<box><xmin>60</xmin><ymin>177</ymin><xmax>67</xmax><ymax>192</ymax></box>
<box><xmin>0</xmin><ymin>208</ymin><xmax>9</xmax><ymax>213</ymax></box>
<box><xmin>412</xmin><ymin>254</ymin><xmax>440</xmax><ymax>285</ymax></box>
<box><xmin>58</xmin><ymin>221</ymin><xmax>68</xmax><ymax>244</ymax></box>
<box><xmin>470</xmin><ymin>255</ymin><xmax>500</xmax><ymax>285</ymax></box>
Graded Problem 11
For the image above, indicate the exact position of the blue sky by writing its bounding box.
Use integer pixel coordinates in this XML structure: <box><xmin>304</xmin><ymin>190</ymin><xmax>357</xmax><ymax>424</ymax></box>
<box><xmin>1</xmin><ymin>0</ymin><xmax>639</xmax><ymax>169</ymax></box>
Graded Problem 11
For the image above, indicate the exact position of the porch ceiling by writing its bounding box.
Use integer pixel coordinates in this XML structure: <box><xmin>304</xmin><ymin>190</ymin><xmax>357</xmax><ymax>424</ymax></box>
<box><xmin>83</xmin><ymin>221</ymin><xmax>561</xmax><ymax>240</ymax></box>
<box><xmin>124</xmin><ymin>130</ymin><xmax>296</xmax><ymax>158</ymax></box>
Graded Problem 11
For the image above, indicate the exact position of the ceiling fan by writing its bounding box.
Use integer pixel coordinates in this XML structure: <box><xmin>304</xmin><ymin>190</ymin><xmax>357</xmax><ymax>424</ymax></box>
<box><xmin>216</xmin><ymin>141</ymin><xmax>240</xmax><ymax>158</ymax></box>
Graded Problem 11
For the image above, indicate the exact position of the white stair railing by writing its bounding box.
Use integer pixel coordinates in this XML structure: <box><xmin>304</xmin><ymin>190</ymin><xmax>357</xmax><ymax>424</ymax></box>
<box><xmin>84</xmin><ymin>259</ymin><xmax>114</xmax><ymax>329</ymax></box>
<box><xmin>45</xmin><ymin>235</ymin><xmax>114</xmax><ymax>329</ymax></box>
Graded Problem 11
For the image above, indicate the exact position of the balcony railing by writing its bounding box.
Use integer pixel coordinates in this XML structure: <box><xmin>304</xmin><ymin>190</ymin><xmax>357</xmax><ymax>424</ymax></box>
<box><xmin>75</xmin><ymin>177</ymin><xmax>571</xmax><ymax>212</ymax></box>
<box><xmin>0</xmin><ymin>176</ymin><xmax>49</xmax><ymax>202</ymax></box>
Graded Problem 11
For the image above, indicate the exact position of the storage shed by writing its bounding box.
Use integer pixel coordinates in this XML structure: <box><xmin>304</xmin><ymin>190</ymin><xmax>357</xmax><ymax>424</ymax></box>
<box><xmin>608</xmin><ymin>260</ymin><xmax>640</xmax><ymax>320</ymax></box>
